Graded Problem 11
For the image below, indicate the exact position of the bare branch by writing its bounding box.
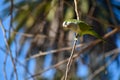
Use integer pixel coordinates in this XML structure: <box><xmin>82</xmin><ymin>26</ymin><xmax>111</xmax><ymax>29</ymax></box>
<box><xmin>6</xmin><ymin>30</ymin><xmax>47</xmax><ymax>38</ymax></box>
<box><xmin>3</xmin><ymin>55</ymin><xmax>8</xmax><ymax>80</ymax></box>
<box><xmin>89</xmin><ymin>48</ymin><xmax>120</xmax><ymax>80</ymax></box>
<box><xmin>74</xmin><ymin>0</ymin><xmax>81</xmax><ymax>20</ymax></box>
<box><xmin>106</xmin><ymin>0</ymin><xmax>117</xmax><ymax>25</ymax></box>
<box><xmin>64</xmin><ymin>39</ymin><xmax>78</xmax><ymax>80</ymax></box>
<box><xmin>87</xmin><ymin>16</ymin><xmax>117</xmax><ymax>28</ymax></box>
<box><xmin>27</xmin><ymin>56</ymin><xmax>70</xmax><ymax>79</ymax></box>
<box><xmin>0</xmin><ymin>20</ymin><xmax>18</xmax><ymax>80</ymax></box>
<box><xmin>26</xmin><ymin>44</ymin><xmax>84</xmax><ymax>60</ymax></box>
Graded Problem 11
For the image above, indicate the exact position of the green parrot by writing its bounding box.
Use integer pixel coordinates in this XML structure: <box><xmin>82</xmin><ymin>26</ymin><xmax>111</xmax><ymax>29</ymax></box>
<box><xmin>62</xmin><ymin>19</ymin><xmax>105</xmax><ymax>41</ymax></box>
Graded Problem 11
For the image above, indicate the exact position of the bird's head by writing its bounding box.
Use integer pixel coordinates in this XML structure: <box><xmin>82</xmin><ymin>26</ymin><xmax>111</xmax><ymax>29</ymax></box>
<box><xmin>62</xmin><ymin>19</ymin><xmax>78</xmax><ymax>31</ymax></box>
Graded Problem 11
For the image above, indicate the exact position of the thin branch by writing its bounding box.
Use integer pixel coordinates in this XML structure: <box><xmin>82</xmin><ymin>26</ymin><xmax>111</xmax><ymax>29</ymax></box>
<box><xmin>1</xmin><ymin>47</ymin><xmax>34</xmax><ymax>79</ymax></box>
<box><xmin>27</xmin><ymin>56</ymin><xmax>70</xmax><ymax>79</ymax></box>
<box><xmin>88</xmin><ymin>0</ymin><xmax>96</xmax><ymax>16</ymax></box>
<box><xmin>64</xmin><ymin>39</ymin><xmax>78</xmax><ymax>80</ymax></box>
<box><xmin>0</xmin><ymin>20</ymin><xmax>18</xmax><ymax>80</ymax></box>
<box><xmin>105</xmin><ymin>48</ymin><xmax>120</xmax><ymax>57</ymax></box>
<box><xmin>26</xmin><ymin>43</ymin><xmax>84</xmax><ymax>60</ymax></box>
<box><xmin>74</xmin><ymin>0</ymin><xmax>81</xmax><ymax>20</ymax></box>
<box><xmin>87</xmin><ymin>16</ymin><xmax>117</xmax><ymax>28</ymax></box>
<box><xmin>106</xmin><ymin>0</ymin><xmax>117</xmax><ymax>25</ymax></box>
<box><xmin>6</xmin><ymin>30</ymin><xmax>47</xmax><ymax>38</ymax></box>
<box><xmin>3</xmin><ymin>55</ymin><xmax>8</xmax><ymax>80</ymax></box>
<box><xmin>10</xmin><ymin>0</ymin><xmax>18</xmax><ymax>79</ymax></box>
<box><xmin>89</xmin><ymin>48</ymin><xmax>120</xmax><ymax>80</ymax></box>
<box><xmin>63</xmin><ymin>0</ymin><xmax>81</xmax><ymax>80</ymax></box>
<box><xmin>1</xmin><ymin>44</ymin><xmax>8</xmax><ymax>80</ymax></box>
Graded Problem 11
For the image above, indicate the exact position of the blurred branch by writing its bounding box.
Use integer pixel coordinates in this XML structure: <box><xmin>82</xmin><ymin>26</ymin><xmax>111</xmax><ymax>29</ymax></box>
<box><xmin>28</xmin><ymin>48</ymin><xmax>120</xmax><ymax>79</ymax></box>
<box><xmin>6</xmin><ymin>30</ymin><xmax>47</xmax><ymax>38</ymax></box>
<box><xmin>0</xmin><ymin>20</ymin><xmax>18</xmax><ymax>80</ymax></box>
<box><xmin>89</xmin><ymin>48</ymin><xmax>120</xmax><ymax>80</ymax></box>
<box><xmin>3</xmin><ymin>55</ymin><xmax>8</xmax><ymax>80</ymax></box>
<box><xmin>27</xmin><ymin>56</ymin><xmax>70</xmax><ymax>79</ymax></box>
<box><xmin>64</xmin><ymin>1</ymin><xmax>74</xmax><ymax>9</ymax></box>
<box><xmin>88</xmin><ymin>0</ymin><xmax>96</xmax><ymax>16</ymax></box>
<box><xmin>74</xmin><ymin>0</ymin><xmax>81</xmax><ymax>20</ymax></box>
<box><xmin>87</xmin><ymin>16</ymin><xmax>117</xmax><ymax>28</ymax></box>
<box><xmin>0</xmin><ymin>47</ymin><xmax>8</xmax><ymax>80</ymax></box>
<box><xmin>106</xmin><ymin>0</ymin><xmax>117</xmax><ymax>25</ymax></box>
<box><xmin>0</xmin><ymin>47</ymin><xmax>33</xmax><ymax>79</ymax></box>
<box><xmin>26</xmin><ymin>43</ymin><xmax>84</xmax><ymax>60</ymax></box>
<box><xmin>64</xmin><ymin>39</ymin><xmax>77</xmax><ymax>80</ymax></box>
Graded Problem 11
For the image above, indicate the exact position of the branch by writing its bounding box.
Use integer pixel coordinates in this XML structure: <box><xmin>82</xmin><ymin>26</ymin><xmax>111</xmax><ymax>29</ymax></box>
<box><xmin>63</xmin><ymin>0</ymin><xmax>81</xmax><ymax>79</ymax></box>
<box><xmin>27</xmin><ymin>56</ymin><xmax>70</xmax><ymax>79</ymax></box>
<box><xmin>26</xmin><ymin>44</ymin><xmax>84</xmax><ymax>60</ymax></box>
<box><xmin>106</xmin><ymin>0</ymin><xmax>117</xmax><ymax>25</ymax></box>
<box><xmin>87</xmin><ymin>16</ymin><xmax>117</xmax><ymax>28</ymax></box>
<box><xmin>74</xmin><ymin>0</ymin><xmax>81</xmax><ymax>20</ymax></box>
<box><xmin>64</xmin><ymin>39</ymin><xmax>77</xmax><ymax>80</ymax></box>
<box><xmin>3</xmin><ymin>55</ymin><xmax>8</xmax><ymax>80</ymax></box>
<box><xmin>28</xmin><ymin>54</ymin><xmax>78</xmax><ymax>79</ymax></box>
<box><xmin>6</xmin><ymin>30</ymin><xmax>47</xmax><ymax>38</ymax></box>
<box><xmin>88</xmin><ymin>48</ymin><xmax>120</xmax><ymax>80</ymax></box>
<box><xmin>0</xmin><ymin>20</ymin><xmax>18</xmax><ymax>80</ymax></box>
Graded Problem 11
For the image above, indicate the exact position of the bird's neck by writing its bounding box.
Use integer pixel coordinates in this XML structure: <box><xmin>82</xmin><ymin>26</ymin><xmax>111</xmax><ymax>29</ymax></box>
<box><xmin>69</xmin><ymin>23</ymin><xmax>78</xmax><ymax>31</ymax></box>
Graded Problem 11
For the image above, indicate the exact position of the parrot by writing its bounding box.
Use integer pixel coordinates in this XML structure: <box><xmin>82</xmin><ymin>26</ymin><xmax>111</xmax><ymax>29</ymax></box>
<box><xmin>62</xmin><ymin>19</ymin><xmax>105</xmax><ymax>41</ymax></box>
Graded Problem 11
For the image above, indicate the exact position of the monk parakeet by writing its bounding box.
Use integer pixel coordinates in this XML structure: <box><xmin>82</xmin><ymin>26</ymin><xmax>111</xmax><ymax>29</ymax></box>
<box><xmin>63</xmin><ymin>19</ymin><xmax>104</xmax><ymax>41</ymax></box>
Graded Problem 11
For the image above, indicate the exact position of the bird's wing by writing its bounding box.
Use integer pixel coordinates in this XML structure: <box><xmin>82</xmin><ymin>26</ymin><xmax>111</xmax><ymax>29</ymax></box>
<box><xmin>83</xmin><ymin>29</ymin><xmax>105</xmax><ymax>41</ymax></box>
<box><xmin>78</xmin><ymin>22</ymin><xmax>93</xmax><ymax>31</ymax></box>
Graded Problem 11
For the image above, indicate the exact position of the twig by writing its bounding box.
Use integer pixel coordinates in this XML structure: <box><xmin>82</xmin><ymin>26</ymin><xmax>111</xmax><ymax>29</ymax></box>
<box><xmin>3</xmin><ymin>55</ymin><xmax>8</xmax><ymax>80</ymax></box>
<box><xmin>88</xmin><ymin>0</ymin><xmax>96</xmax><ymax>16</ymax></box>
<box><xmin>88</xmin><ymin>48</ymin><xmax>120</xmax><ymax>80</ymax></box>
<box><xmin>0</xmin><ymin>20</ymin><xmax>18</xmax><ymax>80</ymax></box>
<box><xmin>87</xmin><ymin>16</ymin><xmax>116</xmax><ymax>27</ymax></box>
<box><xmin>1</xmin><ymin>45</ymin><xmax>8</xmax><ymax>80</ymax></box>
<box><xmin>27</xmin><ymin>56</ymin><xmax>70</xmax><ymax>79</ymax></box>
<box><xmin>10</xmin><ymin>0</ymin><xmax>18</xmax><ymax>79</ymax></box>
<box><xmin>26</xmin><ymin>44</ymin><xmax>84</xmax><ymax>60</ymax></box>
<box><xmin>106</xmin><ymin>0</ymin><xmax>117</xmax><ymax>25</ymax></box>
<box><xmin>63</xmin><ymin>0</ymin><xmax>81</xmax><ymax>79</ymax></box>
<box><xmin>74</xmin><ymin>0</ymin><xmax>80</xmax><ymax>20</ymax></box>
<box><xmin>1</xmin><ymin>47</ymin><xmax>34</xmax><ymax>80</ymax></box>
<box><xmin>64</xmin><ymin>39</ymin><xmax>78</xmax><ymax>80</ymax></box>
<box><xmin>6</xmin><ymin>30</ymin><xmax>47</xmax><ymax>38</ymax></box>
